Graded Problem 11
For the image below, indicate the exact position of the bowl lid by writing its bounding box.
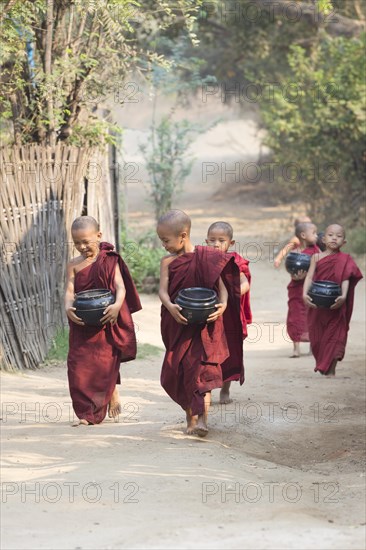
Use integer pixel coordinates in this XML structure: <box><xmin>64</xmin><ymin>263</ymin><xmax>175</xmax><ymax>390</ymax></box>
<box><xmin>287</xmin><ymin>252</ymin><xmax>311</xmax><ymax>259</ymax></box>
<box><xmin>75</xmin><ymin>288</ymin><xmax>112</xmax><ymax>299</ymax></box>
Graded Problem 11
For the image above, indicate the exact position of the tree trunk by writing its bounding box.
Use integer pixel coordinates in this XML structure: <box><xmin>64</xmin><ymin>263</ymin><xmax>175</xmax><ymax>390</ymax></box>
<box><xmin>45</xmin><ymin>0</ymin><xmax>56</xmax><ymax>146</ymax></box>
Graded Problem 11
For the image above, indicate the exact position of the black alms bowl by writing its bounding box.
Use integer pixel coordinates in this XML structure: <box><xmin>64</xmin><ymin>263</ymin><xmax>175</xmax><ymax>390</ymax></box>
<box><xmin>285</xmin><ymin>252</ymin><xmax>311</xmax><ymax>275</ymax></box>
<box><xmin>175</xmin><ymin>287</ymin><xmax>218</xmax><ymax>324</ymax></box>
<box><xmin>73</xmin><ymin>289</ymin><xmax>115</xmax><ymax>326</ymax></box>
<box><xmin>308</xmin><ymin>280</ymin><xmax>341</xmax><ymax>308</ymax></box>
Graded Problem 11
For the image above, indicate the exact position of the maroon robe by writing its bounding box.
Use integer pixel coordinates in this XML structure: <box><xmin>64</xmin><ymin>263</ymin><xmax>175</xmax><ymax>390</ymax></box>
<box><xmin>287</xmin><ymin>245</ymin><xmax>319</xmax><ymax>343</ymax></box>
<box><xmin>67</xmin><ymin>242</ymin><xmax>141</xmax><ymax>424</ymax></box>
<box><xmin>160</xmin><ymin>246</ymin><xmax>242</xmax><ymax>415</ymax></box>
<box><xmin>220</xmin><ymin>252</ymin><xmax>252</xmax><ymax>383</ymax></box>
<box><xmin>307</xmin><ymin>252</ymin><xmax>362</xmax><ymax>374</ymax></box>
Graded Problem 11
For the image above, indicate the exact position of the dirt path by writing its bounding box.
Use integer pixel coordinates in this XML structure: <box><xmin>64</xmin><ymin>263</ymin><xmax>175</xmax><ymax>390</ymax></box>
<box><xmin>1</xmin><ymin>258</ymin><xmax>365</xmax><ymax>549</ymax></box>
<box><xmin>1</xmin><ymin>104</ymin><xmax>365</xmax><ymax>549</ymax></box>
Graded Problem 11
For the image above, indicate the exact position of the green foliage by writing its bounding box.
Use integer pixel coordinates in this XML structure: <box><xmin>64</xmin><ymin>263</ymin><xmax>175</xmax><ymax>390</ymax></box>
<box><xmin>123</xmin><ymin>231</ymin><xmax>165</xmax><ymax>291</ymax></box>
<box><xmin>260</xmin><ymin>35</ymin><xmax>366</xmax><ymax>226</ymax></box>
<box><xmin>139</xmin><ymin>115</ymin><xmax>201</xmax><ymax>222</ymax></box>
<box><xmin>44</xmin><ymin>328</ymin><xmax>69</xmax><ymax>362</ymax></box>
<box><xmin>318</xmin><ymin>0</ymin><xmax>333</xmax><ymax>14</ymax></box>
<box><xmin>344</xmin><ymin>227</ymin><xmax>366</xmax><ymax>256</ymax></box>
<box><xmin>67</xmin><ymin>120</ymin><xmax>123</xmax><ymax>147</ymax></box>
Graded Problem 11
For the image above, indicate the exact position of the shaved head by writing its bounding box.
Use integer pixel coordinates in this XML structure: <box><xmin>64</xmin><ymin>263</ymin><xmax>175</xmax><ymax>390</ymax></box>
<box><xmin>157</xmin><ymin>209</ymin><xmax>191</xmax><ymax>235</ymax></box>
<box><xmin>71</xmin><ymin>216</ymin><xmax>99</xmax><ymax>232</ymax></box>
<box><xmin>295</xmin><ymin>222</ymin><xmax>313</xmax><ymax>239</ymax></box>
<box><xmin>207</xmin><ymin>221</ymin><xmax>233</xmax><ymax>240</ymax></box>
<box><xmin>325</xmin><ymin>223</ymin><xmax>346</xmax><ymax>237</ymax></box>
<box><xmin>294</xmin><ymin>215</ymin><xmax>311</xmax><ymax>227</ymax></box>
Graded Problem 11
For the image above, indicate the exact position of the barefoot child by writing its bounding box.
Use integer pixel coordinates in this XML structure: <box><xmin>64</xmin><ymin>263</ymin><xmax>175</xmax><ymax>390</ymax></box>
<box><xmin>303</xmin><ymin>224</ymin><xmax>363</xmax><ymax>376</ymax></box>
<box><xmin>205</xmin><ymin>221</ymin><xmax>252</xmax><ymax>404</ymax></box>
<box><xmin>286</xmin><ymin>222</ymin><xmax>319</xmax><ymax>358</ymax></box>
<box><xmin>65</xmin><ymin>216</ymin><xmax>141</xmax><ymax>425</ymax></box>
<box><xmin>274</xmin><ymin>215</ymin><xmax>312</xmax><ymax>268</ymax></box>
<box><xmin>157</xmin><ymin>210</ymin><xmax>242</xmax><ymax>437</ymax></box>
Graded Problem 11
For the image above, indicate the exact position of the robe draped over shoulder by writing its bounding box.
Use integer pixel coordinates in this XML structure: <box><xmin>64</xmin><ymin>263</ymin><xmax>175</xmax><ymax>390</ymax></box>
<box><xmin>307</xmin><ymin>252</ymin><xmax>362</xmax><ymax>374</ymax></box>
<box><xmin>219</xmin><ymin>252</ymin><xmax>252</xmax><ymax>383</ymax></box>
<box><xmin>67</xmin><ymin>242</ymin><xmax>141</xmax><ymax>424</ymax></box>
<box><xmin>160</xmin><ymin>246</ymin><xmax>242</xmax><ymax>415</ymax></box>
<box><xmin>286</xmin><ymin>245</ymin><xmax>319</xmax><ymax>343</ymax></box>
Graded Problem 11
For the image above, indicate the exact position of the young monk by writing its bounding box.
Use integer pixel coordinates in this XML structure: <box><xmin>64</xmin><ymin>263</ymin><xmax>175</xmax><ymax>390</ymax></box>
<box><xmin>205</xmin><ymin>221</ymin><xmax>252</xmax><ymax>404</ymax></box>
<box><xmin>274</xmin><ymin>215</ymin><xmax>312</xmax><ymax>268</ymax></box>
<box><xmin>157</xmin><ymin>210</ymin><xmax>242</xmax><ymax>437</ymax></box>
<box><xmin>303</xmin><ymin>224</ymin><xmax>363</xmax><ymax>376</ymax></box>
<box><xmin>65</xmin><ymin>216</ymin><xmax>141</xmax><ymax>425</ymax></box>
<box><xmin>286</xmin><ymin>222</ymin><xmax>319</xmax><ymax>358</ymax></box>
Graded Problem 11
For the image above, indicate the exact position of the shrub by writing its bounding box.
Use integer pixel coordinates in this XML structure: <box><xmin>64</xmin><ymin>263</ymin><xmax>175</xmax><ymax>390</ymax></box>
<box><xmin>123</xmin><ymin>232</ymin><xmax>165</xmax><ymax>293</ymax></box>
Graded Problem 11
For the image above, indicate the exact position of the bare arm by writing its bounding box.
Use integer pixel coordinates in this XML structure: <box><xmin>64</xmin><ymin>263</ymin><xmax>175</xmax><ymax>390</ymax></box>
<box><xmin>100</xmin><ymin>264</ymin><xmax>126</xmax><ymax>325</ymax></box>
<box><xmin>240</xmin><ymin>272</ymin><xmax>250</xmax><ymax>295</ymax></box>
<box><xmin>207</xmin><ymin>276</ymin><xmax>228</xmax><ymax>323</ymax></box>
<box><xmin>64</xmin><ymin>261</ymin><xmax>84</xmax><ymax>325</ymax></box>
<box><xmin>274</xmin><ymin>237</ymin><xmax>298</xmax><ymax>268</ymax></box>
<box><xmin>158</xmin><ymin>256</ymin><xmax>188</xmax><ymax>324</ymax></box>
<box><xmin>330</xmin><ymin>279</ymin><xmax>349</xmax><ymax>310</ymax></box>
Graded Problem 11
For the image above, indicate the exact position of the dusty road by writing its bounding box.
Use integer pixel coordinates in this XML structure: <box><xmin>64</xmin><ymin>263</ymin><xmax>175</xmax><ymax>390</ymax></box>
<box><xmin>1</xmin><ymin>254</ymin><xmax>365</xmax><ymax>549</ymax></box>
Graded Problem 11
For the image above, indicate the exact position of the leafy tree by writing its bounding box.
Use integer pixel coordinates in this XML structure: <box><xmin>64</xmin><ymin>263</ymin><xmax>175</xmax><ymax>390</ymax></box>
<box><xmin>0</xmin><ymin>0</ymin><xmax>202</xmax><ymax>146</ymax></box>
<box><xmin>139</xmin><ymin>114</ymin><xmax>200</xmax><ymax>223</ymax></box>
<box><xmin>260</xmin><ymin>35</ymin><xmax>365</xmax><ymax>224</ymax></box>
<box><xmin>174</xmin><ymin>0</ymin><xmax>366</xmax><ymax>226</ymax></box>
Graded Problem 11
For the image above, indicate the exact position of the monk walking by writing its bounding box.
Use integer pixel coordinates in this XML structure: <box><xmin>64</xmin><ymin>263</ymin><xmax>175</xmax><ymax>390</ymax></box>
<box><xmin>157</xmin><ymin>210</ymin><xmax>242</xmax><ymax>437</ymax></box>
<box><xmin>286</xmin><ymin>222</ymin><xmax>319</xmax><ymax>358</ymax></box>
<box><xmin>205</xmin><ymin>221</ymin><xmax>252</xmax><ymax>404</ymax></box>
<box><xmin>274</xmin><ymin>215</ymin><xmax>312</xmax><ymax>268</ymax></box>
<box><xmin>303</xmin><ymin>224</ymin><xmax>362</xmax><ymax>376</ymax></box>
<box><xmin>65</xmin><ymin>216</ymin><xmax>141</xmax><ymax>425</ymax></box>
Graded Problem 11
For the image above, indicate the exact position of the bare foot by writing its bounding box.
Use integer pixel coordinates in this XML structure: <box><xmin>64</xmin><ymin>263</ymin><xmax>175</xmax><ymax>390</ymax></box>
<box><xmin>186</xmin><ymin>409</ymin><xmax>198</xmax><ymax>435</ymax></box>
<box><xmin>325</xmin><ymin>360</ymin><xmax>337</xmax><ymax>377</ymax></box>
<box><xmin>108</xmin><ymin>387</ymin><xmax>121</xmax><ymax>418</ymax></box>
<box><xmin>72</xmin><ymin>419</ymin><xmax>91</xmax><ymax>427</ymax></box>
<box><xmin>194</xmin><ymin>415</ymin><xmax>208</xmax><ymax>437</ymax></box>
<box><xmin>220</xmin><ymin>381</ymin><xmax>232</xmax><ymax>404</ymax></box>
<box><xmin>290</xmin><ymin>343</ymin><xmax>300</xmax><ymax>358</ymax></box>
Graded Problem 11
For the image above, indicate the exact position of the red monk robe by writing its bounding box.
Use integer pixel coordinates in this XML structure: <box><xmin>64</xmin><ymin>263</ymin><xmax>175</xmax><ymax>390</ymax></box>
<box><xmin>161</xmin><ymin>245</ymin><xmax>242</xmax><ymax>416</ymax></box>
<box><xmin>287</xmin><ymin>245</ymin><xmax>319</xmax><ymax>343</ymax></box>
<box><xmin>307</xmin><ymin>252</ymin><xmax>362</xmax><ymax>374</ymax></box>
<box><xmin>220</xmin><ymin>252</ymin><xmax>252</xmax><ymax>383</ymax></box>
<box><xmin>67</xmin><ymin>242</ymin><xmax>141</xmax><ymax>424</ymax></box>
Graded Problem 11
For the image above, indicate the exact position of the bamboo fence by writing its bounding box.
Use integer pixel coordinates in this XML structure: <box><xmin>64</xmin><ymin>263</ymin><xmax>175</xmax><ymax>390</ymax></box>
<box><xmin>0</xmin><ymin>143</ymin><xmax>117</xmax><ymax>371</ymax></box>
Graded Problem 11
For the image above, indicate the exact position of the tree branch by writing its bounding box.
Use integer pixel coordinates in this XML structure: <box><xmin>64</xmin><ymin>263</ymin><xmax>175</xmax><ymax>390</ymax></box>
<box><xmin>254</xmin><ymin>0</ymin><xmax>365</xmax><ymax>37</ymax></box>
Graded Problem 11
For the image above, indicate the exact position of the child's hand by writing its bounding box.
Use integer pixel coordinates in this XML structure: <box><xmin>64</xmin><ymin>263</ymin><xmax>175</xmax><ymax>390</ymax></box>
<box><xmin>274</xmin><ymin>258</ymin><xmax>281</xmax><ymax>268</ymax></box>
<box><xmin>168</xmin><ymin>303</ymin><xmax>188</xmax><ymax>324</ymax></box>
<box><xmin>101</xmin><ymin>303</ymin><xmax>120</xmax><ymax>325</ymax></box>
<box><xmin>66</xmin><ymin>307</ymin><xmax>85</xmax><ymax>325</ymax></box>
<box><xmin>330</xmin><ymin>296</ymin><xmax>346</xmax><ymax>310</ymax></box>
<box><xmin>207</xmin><ymin>302</ymin><xmax>227</xmax><ymax>323</ymax></box>
<box><xmin>303</xmin><ymin>294</ymin><xmax>317</xmax><ymax>309</ymax></box>
<box><xmin>292</xmin><ymin>270</ymin><xmax>307</xmax><ymax>281</ymax></box>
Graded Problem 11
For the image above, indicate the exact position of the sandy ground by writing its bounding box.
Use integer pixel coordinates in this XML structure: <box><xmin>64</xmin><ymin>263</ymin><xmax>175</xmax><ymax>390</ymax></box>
<box><xmin>1</xmin><ymin>257</ymin><xmax>365</xmax><ymax>550</ymax></box>
<box><xmin>1</xmin><ymin>98</ymin><xmax>365</xmax><ymax>549</ymax></box>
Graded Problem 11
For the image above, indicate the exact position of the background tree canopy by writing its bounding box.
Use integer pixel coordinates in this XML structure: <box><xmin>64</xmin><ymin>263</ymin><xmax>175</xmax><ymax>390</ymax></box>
<box><xmin>1</xmin><ymin>0</ymin><xmax>365</xmax><ymax>236</ymax></box>
<box><xmin>158</xmin><ymin>0</ymin><xmax>366</xmax><ymax>229</ymax></box>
